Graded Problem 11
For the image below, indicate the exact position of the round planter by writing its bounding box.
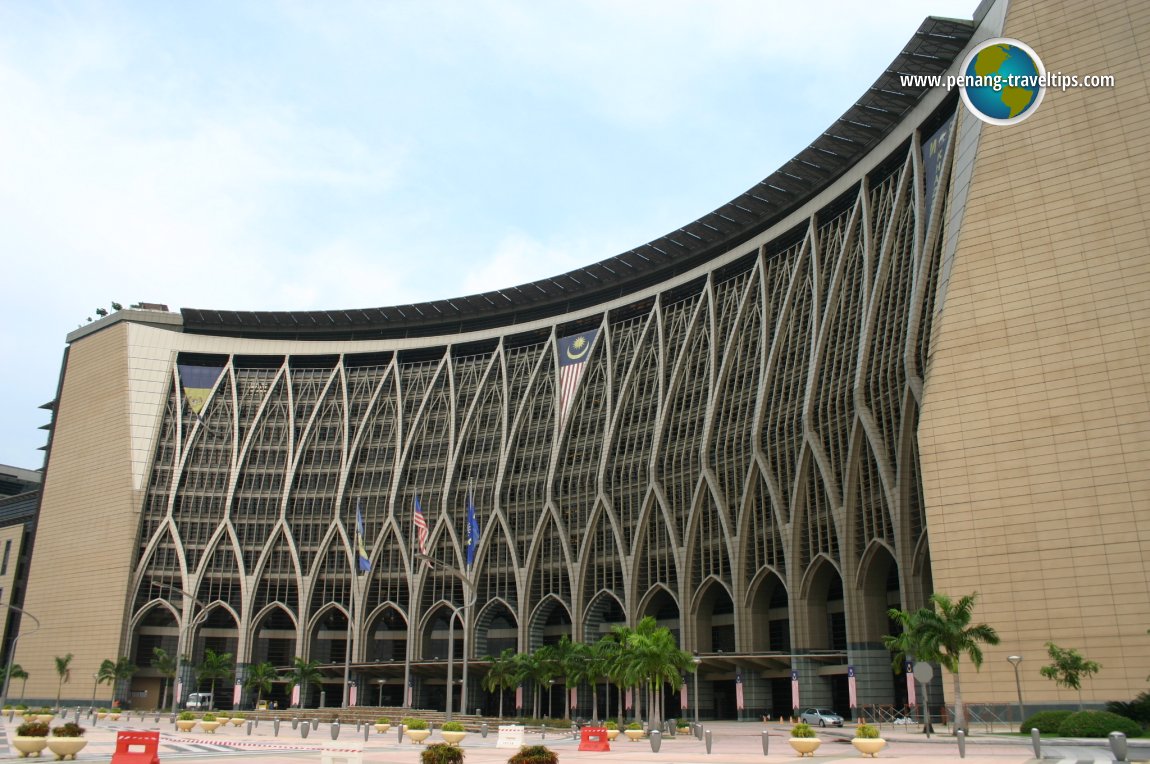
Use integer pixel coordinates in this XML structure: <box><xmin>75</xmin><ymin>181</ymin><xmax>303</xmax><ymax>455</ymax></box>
<box><xmin>175</xmin><ymin>719</ymin><xmax>197</xmax><ymax>731</ymax></box>
<box><xmin>199</xmin><ymin>720</ymin><xmax>221</xmax><ymax>733</ymax></box>
<box><xmin>373</xmin><ymin>724</ymin><xmax>390</xmax><ymax>734</ymax></box>
<box><xmin>624</xmin><ymin>729</ymin><xmax>645</xmax><ymax>742</ymax></box>
<box><xmin>851</xmin><ymin>738</ymin><xmax>887</xmax><ymax>757</ymax></box>
<box><xmin>36</xmin><ymin>715</ymin><xmax>54</xmax><ymax>724</ymax></box>
<box><xmin>231</xmin><ymin>718</ymin><xmax>245</xmax><ymax>726</ymax></box>
<box><xmin>677</xmin><ymin>726</ymin><xmax>691</xmax><ymax>736</ymax></box>
<box><xmin>95</xmin><ymin>713</ymin><xmax>107</xmax><ymax>720</ymax></box>
<box><xmin>107</xmin><ymin>713</ymin><xmax>121</xmax><ymax>721</ymax></box>
<box><xmin>440</xmin><ymin>730</ymin><xmax>467</xmax><ymax>744</ymax></box>
<box><xmin>405</xmin><ymin>728</ymin><xmax>431</xmax><ymax>744</ymax></box>
<box><xmin>12</xmin><ymin>736</ymin><xmax>49</xmax><ymax>758</ymax></box>
<box><xmin>46</xmin><ymin>737</ymin><xmax>88</xmax><ymax>760</ymax></box>
<box><xmin>788</xmin><ymin>738</ymin><xmax>821</xmax><ymax>757</ymax></box>
<box><xmin>605</xmin><ymin>729</ymin><xmax>620</xmax><ymax>741</ymax></box>
<box><xmin>215</xmin><ymin>717</ymin><xmax>231</xmax><ymax>726</ymax></box>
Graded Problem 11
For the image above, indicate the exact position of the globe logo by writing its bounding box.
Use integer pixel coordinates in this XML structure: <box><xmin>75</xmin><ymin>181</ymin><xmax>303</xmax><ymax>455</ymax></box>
<box><xmin>959</xmin><ymin>38</ymin><xmax>1046</xmax><ymax>125</ymax></box>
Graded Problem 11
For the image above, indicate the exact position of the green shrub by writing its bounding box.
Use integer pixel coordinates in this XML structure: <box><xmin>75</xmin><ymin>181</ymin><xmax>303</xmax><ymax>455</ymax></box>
<box><xmin>376</xmin><ymin>717</ymin><xmax>391</xmax><ymax>725</ymax></box>
<box><xmin>625</xmin><ymin>721</ymin><xmax>641</xmax><ymax>730</ymax></box>
<box><xmin>604</xmin><ymin>720</ymin><xmax>617</xmax><ymax>729</ymax></box>
<box><xmin>231</xmin><ymin>712</ymin><xmax>245</xmax><ymax>720</ymax></box>
<box><xmin>16</xmin><ymin>721</ymin><xmax>49</xmax><ymax>737</ymax></box>
<box><xmin>420</xmin><ymin>742</ymin><xmax>464</xmax><ymax>764</ymax></box>
<box><xmin>202</xmin><ymin>713</ymin><xmax>217</xmax><ymax>722</ymax></box>
<box><xmin>404</xmin><ymin>717</ymin><xmax>429</xmax><ymax>730</ymax></box>
<box><xmin>441</xmin><ymin>720</ymin><xmax>465</xmax><ymax>732</ymax></box>
<box><xmin>1021</xmin><ymin>710</ymin><xmax>1073</xmax><ymax>734</ymax></box>
<box><xmin>52</xmin><ymin>723</ymin><xmax>85</xmax><ymax>738</ymax></box>
<box><xmin>1107</xmin><ymin>691</ymin><xmax>1150</xmax><ymax>726</ymax></box>
<box><xmin>791</xmin><ymin>722</ymin><xmax>816</xmax><ymax>738</ymax></box>
<box><xmin>507</xmin><ymin>745</ymin><xmax>558</xmax><ymax>764</ymax></box>
<box><xmin>178</xmin><ymin>711</ymin><xmax>196</xmax><ymax>721</ymax></box>
<box><xmin>1057</xmin><ymin>710</ymin><xmax>1141</xmax><ymax>738</ymax></box>
<box><xmin>855</xmin><ymin>723</ymin><xmax>880</xmax><ymax>739</ymax></box>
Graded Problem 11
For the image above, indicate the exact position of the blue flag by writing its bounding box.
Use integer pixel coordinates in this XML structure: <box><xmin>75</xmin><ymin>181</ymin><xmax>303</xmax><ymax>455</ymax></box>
<box><xmin>355</xmin><ymin>499</ymin><xmax>370</xmax><ymax>574</ymax></box>
<box><xmin>465</xmin><ymin>488</ymin><xmax>480</xmax><ymax>567</ymax></box>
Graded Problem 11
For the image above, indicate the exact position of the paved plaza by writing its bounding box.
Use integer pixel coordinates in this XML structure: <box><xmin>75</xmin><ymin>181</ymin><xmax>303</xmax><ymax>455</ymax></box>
<box><xmin>3</xmin><ymin>716</ymin><xmax>1147</xmax><ymax>763</ymax></box>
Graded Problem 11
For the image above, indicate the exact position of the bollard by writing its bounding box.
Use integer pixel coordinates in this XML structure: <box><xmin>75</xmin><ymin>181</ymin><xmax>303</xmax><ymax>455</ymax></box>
<box><xmin>761</xmin><ymin>730</ymin><xmax>770</xmax><ymax>755</ymax></box>
<box><xmin>696</xmin><ymin>722</ymin><xmax>704</xmax><ymax>741</ymax></box>
<box><xmin>397</xmin><ymin>723</ymin><xmax>404</xmax><ymax>744</ymax></box>
<box><xmin>650</xmin><ymin>729</ymin><xmax>662</xmax><ymax>753</ymax></box>
<box><xmin>1030</xmin><ymin>728</ymin><xmax>1041</xmax><ymax>759</ymax></box>
<box><xmin>363</xmin><ymin>722</ymin><xmax>369</xmax><ymax>742</ymax></box>
<box><xmin>355</xmin><ymin>720</ymin><xmax>361</xmax><ymax>732</ymax></box>
<box><xmin>274</xmin><ymin>718</ymin><xmax>281</xmax><ymax>737</ymax></box>
<box><xmin>1109</xmin><ymin>731</ymin><xmax>1128</xmax><ymax>763</ymax></box>
<box><xmin>481</xmin><ymin>721</ymin><xmax>488</xmax><ymax>738</ymax></box>
<box><xmin>331</xmin><ymin>720</ymin><xmax>340</xmax><ymax>740</ymax></box>
<box><xmin>301</xmin><ymin>722</ymin><xmax>310</xmax><ymax>739</ymax></box>
<box><xmin>292</xmin><ymin>717</ymin><xmax>299</xmax><ymax>730</ymax></box>
<box><xmin>312</xmin><ymin>718</ymin><xmax>319</xmax><ymax>731</ymax></box>
<box><xmin>705</xmin><ymin>728</ymin><xmax>713</xmax><ymax>754</ymax></box>
<box><xmin>170</xmin><ymin>713</ymin><xmax>176</xmax><ymax>725</ymax></box>
<box><xmin>957</xmin><ymin>729</ymin><xmax>966</xmax><ymax>758</ymax></box>
<box><xmin>154</xmin><ymin>713</ymin><xmax>160</xmax><ymax>723</ymax></box>
<box><xmin>247</xmin><ymin>720</ymin><xmax>253</xmax><ymax>735</ymax></box>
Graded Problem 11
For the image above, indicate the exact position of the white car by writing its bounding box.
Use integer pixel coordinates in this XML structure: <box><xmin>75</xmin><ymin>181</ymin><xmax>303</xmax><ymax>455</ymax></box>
<box><xmin>800</xmin><ymin>708</ymin><xmax>844</xmax><ymax>727</ymax></box>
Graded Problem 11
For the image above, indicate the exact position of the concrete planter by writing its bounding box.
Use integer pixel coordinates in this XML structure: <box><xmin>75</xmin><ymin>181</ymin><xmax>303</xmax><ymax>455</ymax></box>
<box><xmin>405</xmin><ymin>729</ymin><xmax>431</xmax><ymax>744</ymax></box>
<box><xmin>851</xmin><ymin>737</ymin><xmax>887</xmax><ymax>757</ymax></box>
<box><xmin>12</xmin><ymin>735</ymin><xmax>49</xmax><ymax>758</ymax></box>
<box><xmin>199</xmin><ymin>720</ymin><xmax>221</xmax><ymax>733</ymax></box>
<box><xmin>440</xmin><ymin>731</ymin><xmax>467</xmax><ymax>744</ymax></box>
<box><xmin>46</xmin><ymin>737</ymin><xmax>88</xmax><ymax>760</ymax></box>
<box><xmin>373</xmin><ymin>724</ymin><xmax>390</xmax><ymax>734</ymax></box>
<box><xmin>624</xmin><ymin>729</ymin><xmax>646</xmax><ymax>742</ymax></box>
<box><xmin>788</xmin><ymin>737</ymin><xmax>821</xmax><ymax>757</ymax></box>
<box><xmin>605</xmin><ymin>729</ymin><xmax>620</xmax><ymax>741</ymax></box>
<box><xmin>175</xmin><ymin>719</ymin><xmax>197</xmax><ymax>732</ymax></box>
<box><xmin>231</xmin><ymin>718</ymin><xmax>245</xmax><ymax>726</ymax></box>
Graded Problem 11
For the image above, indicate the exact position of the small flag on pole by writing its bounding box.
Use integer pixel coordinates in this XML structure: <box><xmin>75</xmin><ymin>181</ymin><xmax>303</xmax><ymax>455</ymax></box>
<box><xmin>465</xmin><ymin>488</ymin><xmax>480</xmax><ymax>568</ymax></box>
<box><xmin>735</xmin><ymin>671</ymin><xmax>744</xmax><ymax>710</ymax></box>
<box><xmin>413</xmin><ymin>496</ymin><xmax>429</xmax><ymax>557</ymax></box>
<box><xmin>355</xmin><ymin>499</ymin><xmax>370</xmax><ymax>574</ymax></box>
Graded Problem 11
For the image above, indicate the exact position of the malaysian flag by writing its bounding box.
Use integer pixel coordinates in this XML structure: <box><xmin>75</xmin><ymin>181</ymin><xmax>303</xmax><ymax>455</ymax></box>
<box><xmin>557</xmin><ymin>329</ymin><xmax>598</xmax><ymax>426</ymax></box>
<box><xmin>735</xmin><ymin>670</ymin><xmax>744</xmax><ymax>710</ymax></box>
<box><xmin>413</xmin><ymin>495</ymin><xmax>429</xmax><ymax>559</ymax></box>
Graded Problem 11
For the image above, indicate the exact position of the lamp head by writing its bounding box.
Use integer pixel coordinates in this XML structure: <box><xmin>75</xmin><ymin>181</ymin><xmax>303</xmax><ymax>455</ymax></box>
<box><xmin>1007</xmin><ymin>655</ymin><xmax>1023</xmax><ymax>666</ymax></box>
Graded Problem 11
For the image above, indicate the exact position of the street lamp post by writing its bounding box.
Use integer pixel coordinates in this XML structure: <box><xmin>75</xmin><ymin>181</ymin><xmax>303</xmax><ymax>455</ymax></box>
<box><xmin>376</xmin><ymin>678</ymin><xmax>386</xmax><ymax>707</ymax></box>
<box><xmin>548</xmin><ymin>679</ymin><xmax>555</xmax><ymax>719</ymax></box>
<box><xmin>149</xmin><ymin>580</ymin><xmax>208</xmax><ymax>712</ymax></box>
<box><xmin>0</xmin><ymin>604</ymin><xmax>40</xmax><ymax>712</ymax></box>
<box><xmin>415</xmin><ymin>554</ymin><xmax>477</xmax><ymax>722</ymax></box>
<box><xmin>1007</xmin><ymin>655</ymin><xmax>1025</xmax><ymax>723</ymax></box>
<box><xmin>692</xmin><ymin>654</ymin><xmax>702</xmax><ymax>726</ymax></box>
<box><xmin>89</xmin><ymin>673</ymin><xmax>98</xmax><ymax>712</ymax></box>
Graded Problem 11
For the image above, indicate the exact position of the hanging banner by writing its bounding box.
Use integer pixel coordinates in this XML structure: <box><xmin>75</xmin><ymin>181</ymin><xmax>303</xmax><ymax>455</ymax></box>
<box><xmin>680</xmin><ymin>681</ymin><xmax>688</xmax><ymax>710</ymax></box>
<box><xmin>408</xmin><ymin>678</ymin><xmax>414</xmax><ymax>707</ymax></box>
<box><xmin>349</xmin><ymin>684</ymin><xmax>358</xmax><ymax>707</ymax></box>
<box><xmin>790</xmin><ymin>670</ymin><xmax>800</xmax><ymax>712</ymax></box>
<box><xmin>735</xmin><ymin>671</ymin><xmax>744</xmax><ymax>710</ymax></box>
<box><xmin>515</xmin><ymin>684</ymin><xmax>523</xmax><ymax>710</ymax></box>
<box><xmin>233</xmin><ymin>682</ymin><xmax>242</xmax><ymax>707</ymax></box>
<box><xmin>291</xmin><ymin>684</ymin><xmax>301</xmax><ymax>707</ymax></box>
<box><xmin>848</xmin><ymin>665</ymin><xmax>857</xmax><ymax>709</ymax></box>
<box><xmin>906</xmin><ymin>661</ymin><xmax>916</xmax><ymax>706</ymax></box>
<box><xmin>570</xmin><ymin>687</ymin><xmax>577</xmax><ymax>710</ymax></box>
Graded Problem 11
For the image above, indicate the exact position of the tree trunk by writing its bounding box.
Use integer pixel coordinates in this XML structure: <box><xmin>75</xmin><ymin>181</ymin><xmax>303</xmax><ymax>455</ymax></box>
<box><xmin>952</xmin><ymin>671</ymin><xmax>966</xmax><ymax>733</ymax></box>
<box><xmin>498</xmin><ymin>687</ymin><xmax>504</xmax><ymax>719</ymax></box>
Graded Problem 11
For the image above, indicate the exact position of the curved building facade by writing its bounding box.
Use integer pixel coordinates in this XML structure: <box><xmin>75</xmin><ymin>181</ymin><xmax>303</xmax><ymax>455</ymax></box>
<box><xmin>19</xmin><ymin>0</ymin><xmax>1150</xmax><ymax>718</ymax></box>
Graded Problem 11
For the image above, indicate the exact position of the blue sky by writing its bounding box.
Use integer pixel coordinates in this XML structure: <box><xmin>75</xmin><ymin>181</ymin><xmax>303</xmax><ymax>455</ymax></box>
<box><xmin>0</xmin><ymin>0</ymin><xmax>973</xmax><ymax>470</ymax></box>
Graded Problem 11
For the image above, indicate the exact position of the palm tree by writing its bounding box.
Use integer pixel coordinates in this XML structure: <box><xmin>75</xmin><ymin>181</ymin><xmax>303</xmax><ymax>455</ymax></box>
<box><xmin>603</xmin><ymin>625</ymin><xmax>632</xmax><ymax>722</ymax></box>
<box><xmin>514</xmin><ymin>648</ymin><xmax>556</xmax><ymax>719</ymax></box>
<box><xmin>97</xmin><ymin>656</ymin><xmax>138</xmax><ymax>707</ymax></box>
<box><xmin>1</xmin><ymin>664</ymin><xmax>28</xmax><ymax>704</ymax></box>
<box><xmin>150</xmin><ymin>647</ymin><xmax>178</xmax><ymax>711</ymax></box>
<box><xmin>550</xmin><ymin>636</ymin><xmax>579</xmax><ymax>719</ymax></box>
<box><xmin>624</xmin><ymin>620</ymin><xmax>694</xmax><ymax>728</ymax></box>
<box><xmin>585</xmin><ymin>638</ymin><xmax>618</xmax><ymax>721</ymax></box>
<box><xmin>196</xmin><ymin>649</ymin><xmax>234</xmax><ymax>709</ymax></box>
<box><xmin>287</xmin><ymin>657</ymin><xmax>323</xmax><ymax>709</ymax></box>
<box><xmin>884</xmin><ymin>592</ymin><xmax>1000</xmax><ymax>733</ymax></box>
<box><xmin>481</xmin><ymin>649</ymin><xmax>518</xmax><ymax>718</ymax></box>
<box><xmin>243</xmin><ymin>661</ymin><xmax>279</xmax><ymax>711</ymax></box>
<box><xmin>54</xmin><ymin>654</ymin><xmax>73</xmax><ymax>709</ymax></box>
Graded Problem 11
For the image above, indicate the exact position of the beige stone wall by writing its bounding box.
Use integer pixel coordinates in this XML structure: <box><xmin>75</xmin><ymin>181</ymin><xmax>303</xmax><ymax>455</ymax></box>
<box><xmin>0</xmin><ymin>525</ymin><xmax>24</xmax><ymax>652</ymax></box>
<box><xmin>919</xmin><ymin>0</ymin><xmax>1150</xmax><ymax>707</ymax></box>
<box><xmin>15</xmin><ymin>324</ymin><xmax>142</xmax><ymax>705</ymax></box>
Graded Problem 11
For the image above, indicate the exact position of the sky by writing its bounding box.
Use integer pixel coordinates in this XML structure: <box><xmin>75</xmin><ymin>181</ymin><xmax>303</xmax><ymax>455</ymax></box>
<box><xmin>0</xmin><ymin>0</ymin><xmax>975</xmax><ymax>470</ymax></box>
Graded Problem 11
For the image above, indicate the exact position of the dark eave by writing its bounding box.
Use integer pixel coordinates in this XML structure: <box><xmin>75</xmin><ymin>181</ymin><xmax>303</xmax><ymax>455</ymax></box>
<box><xmin>182</xmin><ymin>16</ymin><xmax>973</xmax><ymax>342</ymax></box>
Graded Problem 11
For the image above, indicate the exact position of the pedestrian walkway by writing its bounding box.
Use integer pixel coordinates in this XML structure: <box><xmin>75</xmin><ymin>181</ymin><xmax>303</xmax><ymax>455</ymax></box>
<box><xmin>2</xmin><ymin>716</ymin><xmax>1147</xmax><ymax>762</ymax></box>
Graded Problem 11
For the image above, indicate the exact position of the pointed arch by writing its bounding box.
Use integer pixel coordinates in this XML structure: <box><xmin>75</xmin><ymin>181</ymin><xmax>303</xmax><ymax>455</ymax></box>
<box><xmin>363</xmin><ymin>603</ymin><xmax>408</xmax><ymax>663</ymax></box>
<box><xmin>473</xmin><ymin>598</ymin><xmax>518</xmax><ymax>658</ymax></box>
<box><xmin>527</xmin><ymin>594</ymin><xmax>572</xmax><ymax>652</ymax></box>
<box><xmin>582</xmin><ymin>589</ymin><xmax>626</xmax><ymax>644</ymax></box>
<box><xmin>746</xmin><ymin>568</ymin><xmax>790</xmax><ymax>653</ymax></box>
<box><xmin>250</xmin><ymin>603</ymin><xmax>299</xmax><ymax>667</ymax></box>
<box><xmin>692</xmin><ymin>576</ymin><xmax>735</xmax><ymax>653</ymax></box>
